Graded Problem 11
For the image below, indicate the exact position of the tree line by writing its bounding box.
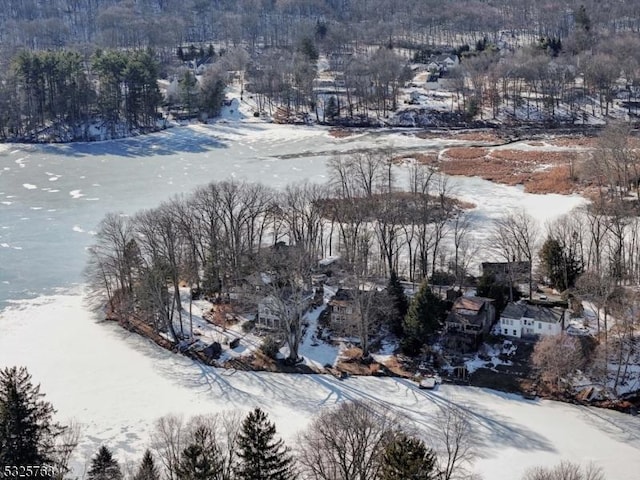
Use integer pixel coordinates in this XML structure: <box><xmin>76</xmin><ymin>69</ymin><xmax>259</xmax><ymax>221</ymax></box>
<box><xmin>0</xmin><ymin>49</ymin><xmax>162</xmax><ymax>141</ymax></box>
<box><xmin>5</xmin><ymin>2</ymin><xmax>640</xmax><ymax>135</ymax></box>
<box><xmin>1</xmin><ymin>1</ymin><xmax>638</xmax><ymax>52</ymax></box>
<box><xmin>0</xmin><ymin>44</ymin><xmax>235</xmax><ymax>141</ymax></box>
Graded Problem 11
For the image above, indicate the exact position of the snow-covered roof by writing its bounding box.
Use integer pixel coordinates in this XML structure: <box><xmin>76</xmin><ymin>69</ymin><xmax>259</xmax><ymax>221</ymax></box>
<box><xmin>319</xmin><ymin>256</ymin><xmax>340</xmax><ymax>266</ymax></box>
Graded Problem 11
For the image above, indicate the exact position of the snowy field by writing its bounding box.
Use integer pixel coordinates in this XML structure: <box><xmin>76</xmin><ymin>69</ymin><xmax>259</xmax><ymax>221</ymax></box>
<box><xmin>1</xmin><ymin>118</ymin><xmax>628</xmax><ymax>477</ymax></box>
<box><xmin>1</xmin><ymin>291</ymin><xmax>640</xmax><ymax>479</ymax></box>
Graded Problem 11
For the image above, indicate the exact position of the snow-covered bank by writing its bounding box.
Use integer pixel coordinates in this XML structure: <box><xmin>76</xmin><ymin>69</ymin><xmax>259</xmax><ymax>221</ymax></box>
<box><xmin>1</xmin><ymin>291</ymin><xmax>639</xmax><ymax>479</ymax></box>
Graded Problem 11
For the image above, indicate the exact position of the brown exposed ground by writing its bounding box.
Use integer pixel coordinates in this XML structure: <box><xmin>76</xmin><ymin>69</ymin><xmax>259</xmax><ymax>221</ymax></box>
<box><xmin>328</xmin><ymin>128</ymin><xmax>357</xmax><ymax>138</ymax></box>
<box><xmin>392</xmin><ymin>151</ymin><xmax>439</xmax><ymax>165</ymax></box>
<box><xmin>415</xmin><ymin>130</ymin><xmax>505</xmax><ymax>143</ymax></box>
<box><xmin>440</xmin><ymin>146</ymin><xmax>587</xmax><ymax>195</ymax></box>
<box><xmin>546</xmin><ymin>136</ymin><xmax>599</xmax><ymax>147</ymax></box>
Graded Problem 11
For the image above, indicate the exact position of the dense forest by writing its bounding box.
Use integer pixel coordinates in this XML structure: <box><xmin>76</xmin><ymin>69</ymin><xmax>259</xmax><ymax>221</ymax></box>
<box><xmin>3</xmin><ymin>0</ymin><xmax>640</xmax><ymax>51</ymax></box>
<box><xmin>4</xmin><ymin>1</ymin><xmax>640</xmax><ymax>140</ymax></box>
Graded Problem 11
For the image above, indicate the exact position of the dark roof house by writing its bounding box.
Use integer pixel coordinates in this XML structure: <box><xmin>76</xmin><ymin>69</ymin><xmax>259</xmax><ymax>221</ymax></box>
<box><xmin>445</xmin><ymin>296</ymin><xmax>496</xmax><ymax>351</ymax></box>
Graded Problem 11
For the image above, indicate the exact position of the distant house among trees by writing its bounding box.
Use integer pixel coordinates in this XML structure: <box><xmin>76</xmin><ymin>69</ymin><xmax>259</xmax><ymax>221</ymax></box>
<box><xmin>328</xmin><ymin>288</ymin><xmax>357</xmax><ymax>334</ymax></box>
<box><xmin>425</xmin><ymin>53</ymin><xmax>459</xmax><ymax>77</ymax></box>
<box><xmin>499</xmin><ymin>301</ymin><xmax>565</xmax><ymax>339</ymax></box>
<box><xmin>481</xmin><ymin>261</ymin><xmax>531</xmax><ymax>284</ymax></box>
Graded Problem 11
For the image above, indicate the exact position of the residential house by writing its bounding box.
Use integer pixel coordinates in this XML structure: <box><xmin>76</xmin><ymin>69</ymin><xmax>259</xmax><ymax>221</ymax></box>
<box><xmin>446</xmin><ymin>296</ymin><xmax>496</xmax><ymax>342</ymax></box>
<box><xmin>257</xmin><ymin>291</ymin><xmax>313</xmax><ymax>330</ymax></box>
<box><xmin>499</xmin><ymin>302</ymin><xmax>564</xmax><ymax>339</ymax></box>
<box><xmin>434</xmin><ymin>53</ymin><xmax>459</xmax><ymax>70</ymax></box>
<box><xmin>425</xmin><ymin>54</ymin><xmax>459</xmax><ymax>78</ymax></box>
<box><xmin>257</xmin><ymin>295</ymin><xmax>281</xmax><ymax>329</ymax></box>
<box><xmin>242</xmin><ymin>272</ymin><xmax>272</xmax><ymax>291</ymax></box>
<box><xmin>327</xmin><ymin>288</ymin><xmax>358</xmax><ymax>334</ymax></box>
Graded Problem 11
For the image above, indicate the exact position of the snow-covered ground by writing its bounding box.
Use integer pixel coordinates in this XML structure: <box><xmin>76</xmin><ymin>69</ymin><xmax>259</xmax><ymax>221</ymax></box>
<box><xmin>1</xmin><ymin>291</ymin><xmax>640</xmax><ymax>479</ymax></box>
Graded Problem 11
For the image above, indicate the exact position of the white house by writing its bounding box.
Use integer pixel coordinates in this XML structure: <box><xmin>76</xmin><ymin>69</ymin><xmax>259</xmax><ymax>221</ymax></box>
<box><xmin>257</xmin><ymin>291</ymin><xmax>312</xmax><ymax>330</ymax></box>
<box><xmin>499</xmin><ymin>302</ymin><xmax>564</xmax><ymax>339</ymax></box>
<box><xmin>257</xmin><ymin>295</ymin><xmax>281</xmax><ymax>329</ymax></box>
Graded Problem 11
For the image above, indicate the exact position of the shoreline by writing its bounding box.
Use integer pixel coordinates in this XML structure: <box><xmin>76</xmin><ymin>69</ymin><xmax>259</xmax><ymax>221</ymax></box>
<box><xmin>106</xmin><ymin>301</ymin><xmax>640</xmax><ymax>416</ymax></box>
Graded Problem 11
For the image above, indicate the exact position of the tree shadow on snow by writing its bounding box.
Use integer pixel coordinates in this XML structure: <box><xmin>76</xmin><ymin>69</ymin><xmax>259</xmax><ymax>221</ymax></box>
<box><xmin>305</xmin><ymin>375</ymin><xmax>555</xmax><ymax>458</ymax></box>
<box><xmin>578</xmin><ymin>403</ymin><xmax>640</xmax><ymax>447</ymax></box>
<box><xmin>39</xmin><ymin>127</ymin><xmax>229</xmax><ymax>158</ymax></box>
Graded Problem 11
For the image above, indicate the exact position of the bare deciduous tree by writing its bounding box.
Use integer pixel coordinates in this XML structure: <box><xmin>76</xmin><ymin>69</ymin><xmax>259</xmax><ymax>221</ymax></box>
<box><xmin>488</xmin><ymin>210</ymin><xmax>539</xmax><ymax>299</ymax></box>
<box><xmin>522</xmin><ymin>461</ymin><xmax>605</xmax><ymax>480</ymax></box>
<box><xmin>432</xmin><ymin>404</ymin><xmax>477</xmax><ymax>480</ymax></box>
<box><xmin>151</xmin><ymin>412</ymin><xmax>242</xmax><ymax>480</ymax></box>
<box><xmin>297</xmin><ymin>401</ymin><xmax>400</xmax><ymax>480</ymax></box>
<box><xmin>531</xmin><ymin>335</ymin><xmax>585</xmax><ymax>391</ymax></box>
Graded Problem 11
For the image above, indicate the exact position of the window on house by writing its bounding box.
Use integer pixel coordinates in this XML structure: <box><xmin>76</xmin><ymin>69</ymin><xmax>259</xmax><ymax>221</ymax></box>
<box><xmin>513</xmin><ymin>330</ymin><xmax>517</xmax><ymax>336</ymax></box>
<box><xmin>548</xmin><ymin>324</ymin><xmax>552</xmax><ymax>330</ymax></box>
<box><xmin>504</xmin><ymin>328</ymin><xmax>508</xmax><ymax>335</ymax></box>
<box><xmin>538</xmin><ymin>323</ymin><xmax>542</xmax><ymax>329</ymax></box>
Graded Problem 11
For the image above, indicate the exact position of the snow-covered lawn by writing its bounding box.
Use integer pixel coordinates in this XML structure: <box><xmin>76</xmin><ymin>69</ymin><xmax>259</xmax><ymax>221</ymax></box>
<box><xmin>1</xmin><ymin>291</ymin><xmax>639</xmax><ymax>480</ymax></box>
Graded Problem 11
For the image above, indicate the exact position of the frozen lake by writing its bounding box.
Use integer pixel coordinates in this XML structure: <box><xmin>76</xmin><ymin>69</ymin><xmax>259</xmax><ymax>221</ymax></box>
<box><xmin>2</xmin><ymin>123</ymin><xmax>630</xmax><ymax>479</ymax></box>
<box><xmin>0</xmin><ymin>123</ymin><xmax>584</xmax><ymax>306</ymax></box>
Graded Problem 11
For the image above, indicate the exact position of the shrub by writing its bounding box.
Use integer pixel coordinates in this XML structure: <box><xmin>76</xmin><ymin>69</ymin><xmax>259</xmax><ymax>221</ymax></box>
<box><xmin>260</xmin><ymin>336</ymin><xmax>280</xmax><ymax>359</ymax></box>
<box><xmin>242</xmin><ymin>320</ymin><xmax>256</xmax><ymax>333</ymax></box>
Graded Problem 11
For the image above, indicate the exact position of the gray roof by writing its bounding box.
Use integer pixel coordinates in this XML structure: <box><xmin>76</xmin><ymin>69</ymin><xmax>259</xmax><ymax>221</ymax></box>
<box><xmin>501</xmin><ymin>303</ymin><xmax>526</xmax><ymax>319</ymax></box>
<box><xmin>523</xmin><ymin>304</ymin><xmax>564</xmax><ymax>324</ymax></box>
<box><xmin>501</xmin><ymin>302</ymin><xmax>563</xmax><ymax>324</ymax></box>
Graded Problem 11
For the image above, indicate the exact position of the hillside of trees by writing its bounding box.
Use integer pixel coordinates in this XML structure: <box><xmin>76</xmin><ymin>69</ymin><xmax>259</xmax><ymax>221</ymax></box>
<box><xmin>4</xmin><ymin>1</ymin><xmax>640</xmax><ymax>140</ymax></box>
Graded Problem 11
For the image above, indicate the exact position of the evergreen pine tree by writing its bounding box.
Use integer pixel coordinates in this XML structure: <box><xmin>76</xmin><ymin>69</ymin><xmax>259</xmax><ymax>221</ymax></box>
<box><xmin>387</xmin><ymin>270</ymin><xmax>409</xmax><ymax>335</ymax></box>
<box><xmin>176</xmin><ymin>444</ymin><xmax>219</xmax><ymax>480</ymax></box>
<box><xmin>0</xmin><ymin>366</ymin><xmax>62</xmax><ymax>466</ymax></box>
<box><xmin>401</xmin><ymin>281</ymin><xmax>446</xmax><ymax>355</ymax></box>
<box><xmin>325</xmin><ymin>96</ymin><xmax>339</xmax><ymax>121</ymax></box>
<box><xmin>134</xmin><ymin>449</ymin><xmax>160</xmax><ymax>480</ymax></box>
<box><xmin>235</xmin><ymin>408</ymin><xmax>296</xmax><ymax>480</ymax></box>
<box><xmin>202</xmin><ymin>256</ymin><xmax>221</xmax><ymax>297</ymax></box>
<box><xmin>87</xmin><ymin>446</ymin><xmax>123</xmax><ymax>480</ymax></box>
<box><xmin>380</xmin><ymin>434</ymin><xmax>437</xmax><ymax>480</ymax></box>
<box><xmin>540</xmin><ymin>237</ymin><xmax>583</xmax><ymax>292</ymax></box>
